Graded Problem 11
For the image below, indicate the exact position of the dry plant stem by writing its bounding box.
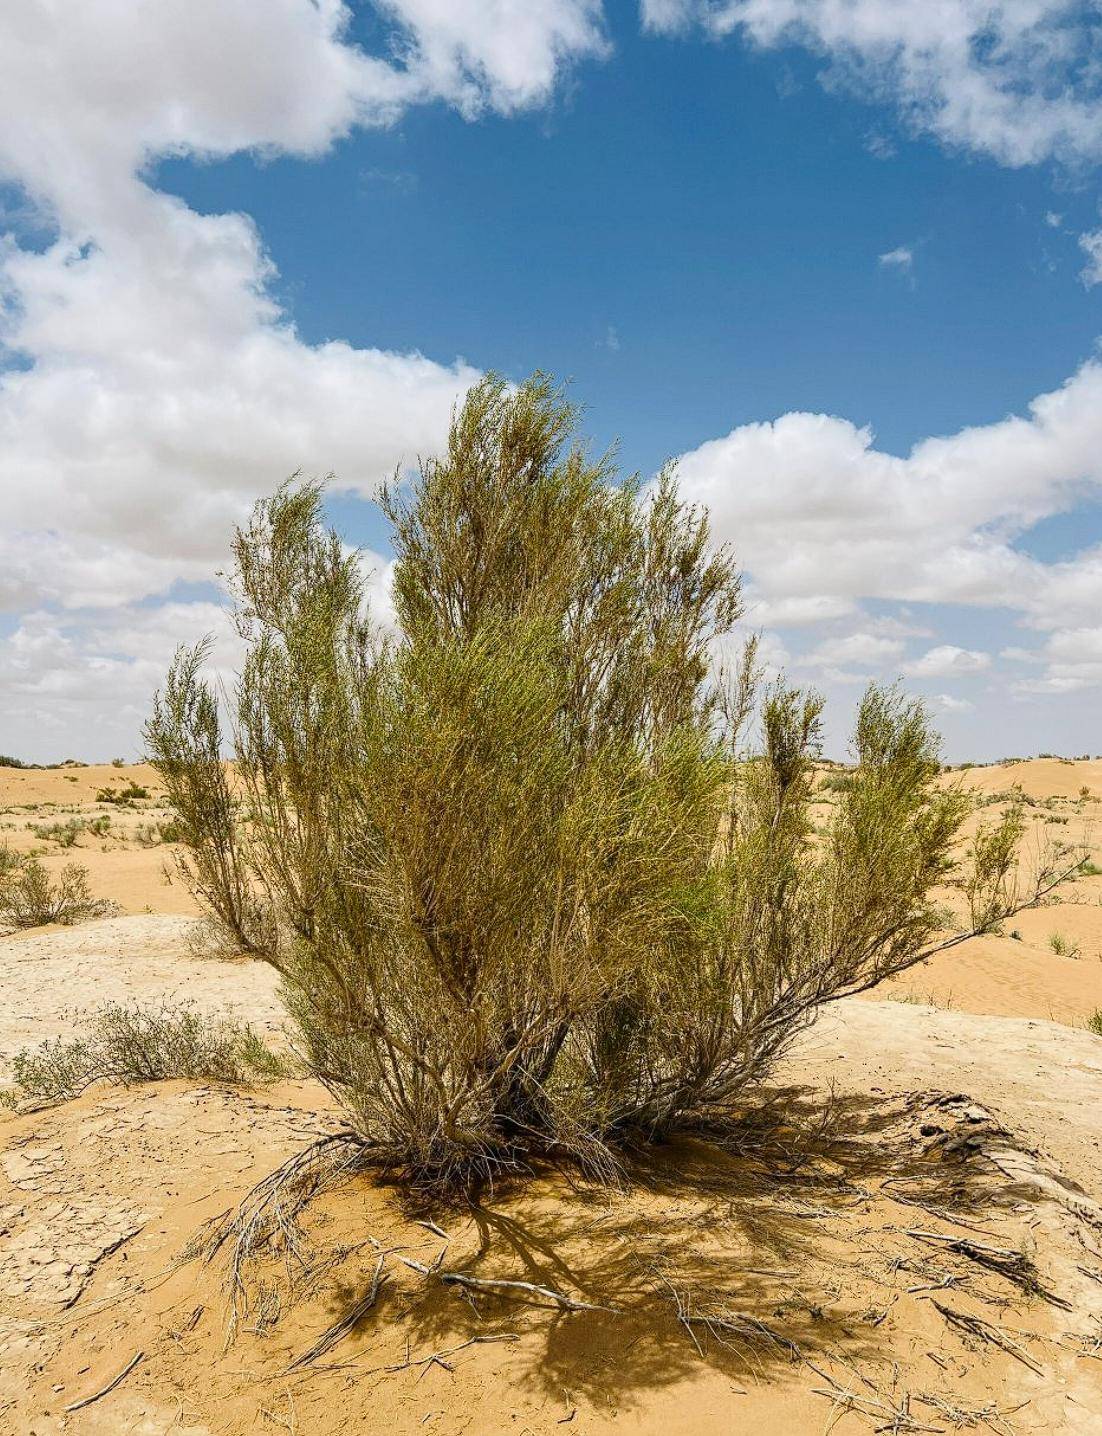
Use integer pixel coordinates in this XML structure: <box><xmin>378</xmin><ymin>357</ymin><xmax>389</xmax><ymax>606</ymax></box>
<box><xmin>64</xmin><ymin>1351</ymin><xmax>144</xmax><ymax>1412</ymax></box>
<box><xmin>397</xmin><ymin>1256</ymin><xmax>616</xmax><ymax>1313</ymax></box>
<box><xmin>904</xmin><ymin>1230</ymin><xmax>1070</xmax><ymax>1306</ymax></box>
<box><xmin>930</xmin><ymin>1301</ymin><xmax>1045</xmax><ymax>1375</ymax></box>
<box><xmin>201</xmin><ymin>1131</ymin><xmax>368</xmax><ymax>1338</ymax></box>
<box><xmin>285</xmin><ymin>1255</ymin><xmax>387</xmax><ymax>1371</ymax></box>
<box><xmin>383</xmin><ymin>1333</ymin><xmax>519</xmax><ymax>1375</ymax></box>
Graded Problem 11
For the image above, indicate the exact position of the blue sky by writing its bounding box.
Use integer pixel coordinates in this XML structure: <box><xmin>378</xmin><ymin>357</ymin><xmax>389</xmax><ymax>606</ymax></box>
<box><xmin>2</xmin><ymin>1</ymin><xmax>1102</xmax><ymax>761</ymax></box>
<box><xmin>156</xmin><ymin>19</ymin><xmax>1101</xmax><ymax>474</ymax></box>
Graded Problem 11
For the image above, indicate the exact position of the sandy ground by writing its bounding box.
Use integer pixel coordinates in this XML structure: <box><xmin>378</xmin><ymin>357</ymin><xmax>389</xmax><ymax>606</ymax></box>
<box><xmin>1</xmin><ymin>760</ymin><xmax>1102</xmax><ymax>1433</ymax></box>
<box><xmin>0</xmin><ymin>916</ymin><xmax>285</xmax><ymax>1065</ymax></box>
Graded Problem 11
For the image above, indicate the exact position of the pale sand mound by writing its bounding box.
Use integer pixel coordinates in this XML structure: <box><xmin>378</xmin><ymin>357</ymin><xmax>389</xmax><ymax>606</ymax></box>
<box><xmin>796</xmin><ymin>1000</ymin><xmax>1102</xmax><ymax>1203</ymax></box>
<box><xmin>872</xmin><ymin>930</ymin><xmax>1102</xmax><ymax>1026</ymax></box>
<box><xmin>949</xmin><ymin>757</ymin><xmax>1102</xmax><ymax>803</ymax></box>
<box><xmin>0</xmin><ymin>916</ymin><xmax>284</xmax><ymax>1073</ymax></box>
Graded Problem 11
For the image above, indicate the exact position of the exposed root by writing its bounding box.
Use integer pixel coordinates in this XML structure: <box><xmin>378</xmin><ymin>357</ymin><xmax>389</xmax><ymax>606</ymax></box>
<box><xmin>398</xmin><ymin>1256</ymin><xmax>617</xmax><ymax>1313</ymax></box>
<box><xmin>809</xmin><ymin>1364</ymin><xmax>944</xmax><ymax>1434</ymax></box>
<box><xmin>64</xmin><ymin>1351</ymin><xmax>144</xmax><ymax>1412</ymax></box>
<box><xmin>193</xmin><ymin>1129</ymin><xmax>369</xmax><ymax>1341</ymax></box>
<box><xmin>383</xmin><ymin>1332</ymin><xmax>519</xmax><ymax>1375</ymax></box>
<box><xmin>930</xmin><ymin>1301</ymin><xmax>1045</xmax><ymax>1375</ymax></box>
<box><xmin>285</xmin><ymin>1255</ymin><xmax>387</xmax><ymax>1371</ymax></box>
<box><xmin>904</xmin><ymin>1229</ymin><xmax>1070</xmax><ymax>1307</ymax></box>
<box><xmin>916</xmin><ymin>1392</ymin><xmax>1029</xmax><ymax>1434</ymax></box>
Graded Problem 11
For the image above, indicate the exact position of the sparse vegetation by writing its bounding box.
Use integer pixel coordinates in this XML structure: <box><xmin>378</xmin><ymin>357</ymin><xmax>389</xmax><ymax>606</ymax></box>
<box><xmin>9</xmin><ymin>1001</ymin><xmax>286</xmax><ymax>1103</ymax></box>
<box><xmin>95</xmin><ymin>781</ymin><xmax>149</xmax><ymax>806</ymax></box>
<box><xmin>28</xmin><ymin>815</ymin><xmax>111</xmax><ymax>847</ymax></box>
<box><xmin>819</xmin><ymin>771</ymin><xmax>855</xmax><ymax>793</ymax></box>
<box><xmin>0</xmin><ymin>856</ymin><xmax>115</xmax><ymax>929</ymax></box>
<box><xmin>150</xmin><ymin>374</ymin><xmax>1086</xmax><ymax>1194</ymax></box>
<box><xmin>1088</xmin><ymin>1009</ymin><xmax>1102</xmax><ymax>1037</ymax></box>
<box><xmin>132</xmin><ymin>818</ymin><xmax>183</xmax><ymax>847</ymax></box>
<box><xmin>1048</xmin><ymin>931</ymin><xmax>1081</xmax><ymax>959</ymax></box>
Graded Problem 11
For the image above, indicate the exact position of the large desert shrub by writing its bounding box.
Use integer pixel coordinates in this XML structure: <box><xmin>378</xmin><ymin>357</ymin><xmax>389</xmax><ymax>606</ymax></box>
<box><xmin>150</xmin><ymin>373</ymin><xmax>1078</xmax><ymax>1191</ymax></box>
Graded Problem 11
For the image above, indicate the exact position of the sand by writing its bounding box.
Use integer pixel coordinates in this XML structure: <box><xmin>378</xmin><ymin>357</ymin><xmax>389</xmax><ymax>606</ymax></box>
<box><xmin>1</xmin><ymin>759</ymin><xmax>1102</xmax><ymax>1433</ymax></box>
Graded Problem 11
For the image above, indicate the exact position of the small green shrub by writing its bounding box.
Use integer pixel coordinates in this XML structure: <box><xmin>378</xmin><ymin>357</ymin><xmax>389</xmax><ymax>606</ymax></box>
<box><xmin>28</xmin><ymin>818</ymin><xmax>82</xmax><ymax>848</ymax></box>
<box><xmin>9</xmin><ymin>1001</ymin><xmax>287</xmax><ymax>1103</ymax></box>
<box><xmin>96</xmin><ymin>782</ymin><xmax>149</xmax><ymax>806</ymax></box>
<box><xmin>1080</xmin><ymin>861</ymin><xmax>1102</xmax><ymax>878</ymax></box>
<box><xmin>1048</xmin><ymin>931</ymin><xmax>1081</xmax><ymax>959</ymax></box>
<box><xmin>820</xmin><ymin>771</ymin><xmax>855</xmax><ymax>793</ymax></box>
<box><xmin>132</xmin><ymin>819</ymin><xmax>182</xmax><ymax>847</ymax></box>
<box><xmin>0</xmin><ymin>857</ymin><xmax>114</xmax><ymax>929</ymax></box>
<box><xmin>111</xmin><ymin>758</ymin><xmax>125</xmax><ymax>768</ymax></box>
<box><xmin>1087</xmin><ymin>1010</ymin><xmax>1102</xmax><ymax>1038</ymax></box>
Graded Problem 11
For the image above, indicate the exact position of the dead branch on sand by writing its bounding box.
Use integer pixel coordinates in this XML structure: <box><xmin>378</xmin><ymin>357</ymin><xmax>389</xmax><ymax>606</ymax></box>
<box><xmin>64</xmin><ymin>1351</ymin><xmax>144</xmax><ymax>1412</ymax></box>
<box><xmin>397</xmin><ymin>1255</ymin><xmax>616</xmax><ymax>1313</ymax></box>
<box><xmin>930</xmin><ymin>1300</ymin><xmax>1045</xmax><ymax>1375</ymax></box>
<box><xmin>285</xmin><ymin>1255</ymin><xmax>387</xmax><ymax>1371</ymax></box>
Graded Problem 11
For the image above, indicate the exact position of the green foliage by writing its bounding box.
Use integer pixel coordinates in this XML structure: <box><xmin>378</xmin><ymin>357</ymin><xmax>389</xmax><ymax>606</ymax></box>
<box><xmin>10</xmin><ymin>1001</ymin><xmax>286</xmax><ymax>1103</ymax></box>
<box><xmin>95</xmin><ymin>781</ymin><xmax>149</xmax><ymax>806</ymax></box>
<box><xmin>151</xmin><ymin>372</ymin><xmax>1083</xmax><ymax>1192</ymax></box>
<box><xmin>819</xmin><ymin>771</ymin><xmax>855</xmax><ymax>793</ymax></box>
<box><xmin>1088</xmin><ymin>1010</ymin><xmax>1102</xmax><ymax>1038</ymax></box>
<box><xmin>145</xmin><ymin>642</ymin><xmax>268</xmax><ymax>954</ymax></box>
<box><xmin>0</xmin><ymin>755</ymin><xmax>29</xmax><ymax>769</ymax></box>
<box><xmin>132</xmin><ymin>818</ymin><xmax>183</xmax><ymax>847</ymax></box>
<box><xmin>1048</xmin><ymin>931</ymin><xmax>1081</xmax><ymax>959</ymax></box>
<box><xmin>27</xmin><ymin>815</ymin><xmax>111</xmax><ymax>848</ymax></box>
<box><xmin>0</xmin><ymin>856</ymin><xmax>114</xmax><ymax>929</ymax></box>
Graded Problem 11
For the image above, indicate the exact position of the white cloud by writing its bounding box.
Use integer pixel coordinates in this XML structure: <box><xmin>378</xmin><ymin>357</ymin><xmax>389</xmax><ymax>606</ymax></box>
<box><xmin>1045</xmin><ymin>211</ymin><xmax>1064</xmax><ymax>229</ymax></box>
<box><xmin>672</xmin><ymin>359</ymin><xmax>1102</xmax><ymax>699</ymax></box>
<box><xmin>931</xmin><ymin>693</ymin><xmax>974</xmax><ymax>712</ymax></box>
<box><xmin>1080</xmin><ymin>229</ymin><xmax>1102</xmax><ymax>287</ymax></box>
<box><xmin>0</xmin><ymin>602</ymin><xmax>241</xmax><ymax>759</ymax></box>
<box><xmin>1015</xmin><ymin>626</ymin><xmax>1102</xmax><ymax>693</ymax></box>
<box><xmin>806</xmin><ymin>631</ymin><xmax>904</xmax><ymax>670</ymax></box>
<box><xmin>641</xmin><ymin>0</ymin><xmax>1102</xmax><ymax>167</ymax></box>
<box><xmin>0</xmin><ymin>0</ymin><xmax>606</xmax><ymax>759</ymax></box>
<box><xmin>743</xmin><ymin>589</ymin><xmax>855</xmax><ymax>626</ymax></box>
<box><xmin>879</xmin><ymin>245</ymin><xmax>913</xmax><ymax>273</ymax></box>
<box><xmin>903</xmin><ymin>644</ymin><xmax>991</xmax><ymax>678</ymax></box>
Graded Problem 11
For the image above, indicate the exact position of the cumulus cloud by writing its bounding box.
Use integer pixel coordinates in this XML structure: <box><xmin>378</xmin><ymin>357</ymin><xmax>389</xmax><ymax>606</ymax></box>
<box><xmin>931</xmin><ymin>693</ymin><xmax>974</xmax><ymax>712</ymax></box>
<box><xmin>641</xmin><ymin>0</ymin><xmax>1102</xmax><ymax>167</ymax></box>
<box><xmin>0</xmin><ymin>1</ymin><xmax>608</xmax><ymax>758</ymax></box>
<box><xmin>806</xmin><ymin>631</ymin><xmax>904</xmax><ymax>670</ymax></box>
<box><xmin>672</xmin><ymin>360</ymin><xmax>1102</xmax><ymax>699</ymax></box>
<box><xmin>903</xmin><ymin>645</ymin><xmax>991</xmax><ymax>678</ymax></box>
<box><xmin>1080</xmin><ymin>229</ymin><xmax>1102</xmax><ymax>287</ymax></box>
<box><xmin>1015</xmin><ymin>626</ymin><xmax>1102</xmax><ymax>693</ymax></box>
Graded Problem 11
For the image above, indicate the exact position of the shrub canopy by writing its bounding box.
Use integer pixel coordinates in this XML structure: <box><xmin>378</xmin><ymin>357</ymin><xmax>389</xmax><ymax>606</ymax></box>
<box><xmin>147</xmin><ymin>373</ymin><xmax>1064</xmax><ymax>1190</ymax></box>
